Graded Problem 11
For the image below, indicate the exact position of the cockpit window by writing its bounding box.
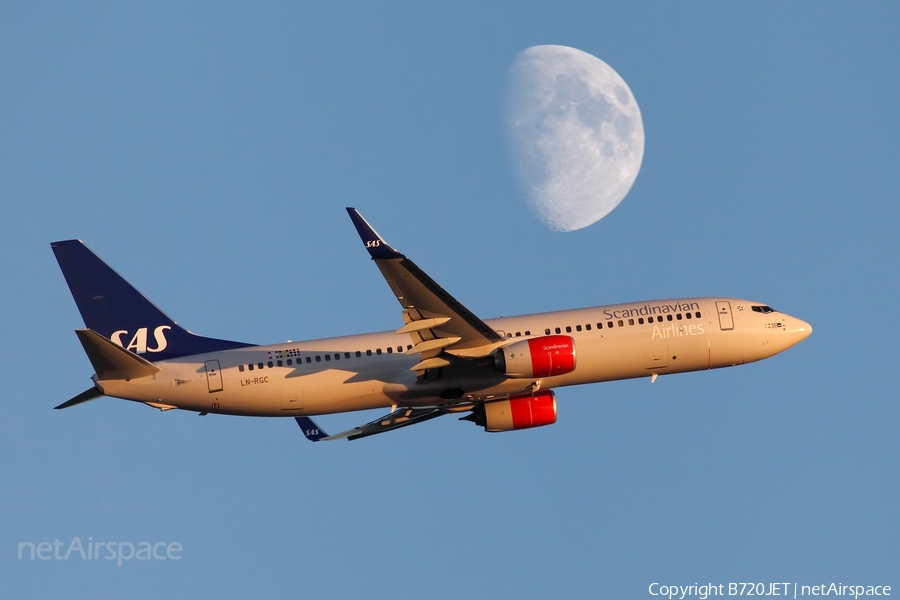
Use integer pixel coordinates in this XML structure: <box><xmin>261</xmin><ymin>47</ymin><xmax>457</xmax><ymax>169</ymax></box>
<box><xmin>751</xmin><ymin>305</ymin><xmax>777</xmax><ymax>314</ymax></box>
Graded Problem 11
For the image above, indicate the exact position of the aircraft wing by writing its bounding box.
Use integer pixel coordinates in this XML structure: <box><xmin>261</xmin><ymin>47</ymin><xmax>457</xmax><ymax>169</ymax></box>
<box><xmin>295</xmin><ymin>404</ymin><xmax>471</xmax><ymax>442</ymax></box>
<box><xmin>346</xmin><ymin>208</ymin><xmax>503</xmax><ymax>369</ymax></box>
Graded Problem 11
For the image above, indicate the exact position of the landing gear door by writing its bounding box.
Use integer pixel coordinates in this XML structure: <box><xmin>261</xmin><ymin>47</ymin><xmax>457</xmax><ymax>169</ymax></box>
<box><xmin>715</xmin><ymin>301</ymin><xmax>734</xmax><ymax>331</ymax></box>
<box><xmin>205</xmin><ymin>360</ymin><xmax>223</xmax><ymax>393</ymax></box>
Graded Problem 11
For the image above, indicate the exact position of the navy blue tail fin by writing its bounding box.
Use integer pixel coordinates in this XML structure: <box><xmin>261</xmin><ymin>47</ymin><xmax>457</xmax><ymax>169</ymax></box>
<box><xmin>51</xmin><ymin>240</ymin><xmax>254</xmax><ymax>361</ymax></box>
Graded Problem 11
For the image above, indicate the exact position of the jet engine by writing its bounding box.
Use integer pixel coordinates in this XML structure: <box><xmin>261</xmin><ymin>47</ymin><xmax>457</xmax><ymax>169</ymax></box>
<box><xmin>464</xmin><ymin>391</ymin><xmax>558</xmax><ymax>432</ymax></box>
<box><xmin>492</xmin><ymin>335</ymin><xmax>576</xmax><ymax>378</ymax></box>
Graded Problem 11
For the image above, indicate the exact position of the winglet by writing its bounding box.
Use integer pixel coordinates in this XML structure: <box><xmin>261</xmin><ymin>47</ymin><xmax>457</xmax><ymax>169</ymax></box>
<box><xmin>345</xmin><ymin>208</ymin><xmax>404</xmax><ymax>259</ymax></box>
<box><xmin>295</xmin><ymin>416</ymin><xmax>329</xmax><ymax>442</ymax></box>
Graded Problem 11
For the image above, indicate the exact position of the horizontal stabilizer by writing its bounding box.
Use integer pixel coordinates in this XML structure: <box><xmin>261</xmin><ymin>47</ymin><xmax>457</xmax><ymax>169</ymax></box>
<box><xmin>55</xmin><ymin>386</ymin><xmax>103</xmax><ymax>409</ymax></box>
<box><xmin>75</xmin><ymin>329</ymin><xmax>161</xmax><ymax>381</ymax></box>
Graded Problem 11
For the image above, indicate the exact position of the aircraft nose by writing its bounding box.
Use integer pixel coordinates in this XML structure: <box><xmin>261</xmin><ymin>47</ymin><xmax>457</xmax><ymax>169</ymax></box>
<box><xmin>790</xmin><ymin>317</ymin><xmax>813</xmax><ymax>345</ymax></box>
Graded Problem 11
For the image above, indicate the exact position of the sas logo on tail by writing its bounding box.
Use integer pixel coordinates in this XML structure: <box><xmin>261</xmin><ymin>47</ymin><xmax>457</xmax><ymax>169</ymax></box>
<box><xmin>111</xmin><ymin>326</ymin><xmax>171</xmax><ymax>354</ymax></box>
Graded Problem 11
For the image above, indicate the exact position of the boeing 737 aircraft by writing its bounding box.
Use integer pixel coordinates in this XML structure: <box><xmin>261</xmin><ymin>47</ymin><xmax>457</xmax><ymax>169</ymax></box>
<box><xmin>52</xmin><ymin>208</ymin><xmax>812</xmax><ymax>441</ymax></box>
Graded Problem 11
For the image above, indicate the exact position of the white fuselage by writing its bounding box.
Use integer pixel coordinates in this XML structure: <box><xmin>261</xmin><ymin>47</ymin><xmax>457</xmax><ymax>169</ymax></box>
<box><xmin>98</xmin><ymin>297</ymin><xmax>811</xmax><ymax>417</ymax></box>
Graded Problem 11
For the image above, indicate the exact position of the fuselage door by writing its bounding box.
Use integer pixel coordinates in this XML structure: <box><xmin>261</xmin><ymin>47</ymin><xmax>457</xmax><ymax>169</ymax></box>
<box><xmin>205</xmin><ymin>360</ymin><xmax>223</xmax><ymax>393</ymax></box>
<box><xmin>716</xmin><ymin>301</ymin><xmax>734</xmax><ymax>331</ymax></box>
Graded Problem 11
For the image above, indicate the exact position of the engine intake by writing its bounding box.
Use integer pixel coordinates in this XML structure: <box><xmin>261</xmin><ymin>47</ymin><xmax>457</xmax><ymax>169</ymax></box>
<box><xmin>465</xmin><ymin>391</ymin><xmax>558</xmax><ymax>432</ymax></box>
<box><xmin>493</xmin><ymin>335</ymin><xmax>576</xmax><ymax>378</ymax></box>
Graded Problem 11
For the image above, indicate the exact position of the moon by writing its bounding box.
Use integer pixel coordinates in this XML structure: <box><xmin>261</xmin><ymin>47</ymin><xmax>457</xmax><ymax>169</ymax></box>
<box><xmin>504</xmin><ymin>45</ymin><xmax>644</xmax><ymax>232</ymax></box>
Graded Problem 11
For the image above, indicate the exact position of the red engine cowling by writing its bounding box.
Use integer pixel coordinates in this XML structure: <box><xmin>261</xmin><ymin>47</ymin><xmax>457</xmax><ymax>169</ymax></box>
<box><xmin>467</xmin><ymin>391</ymin><xmax>558</xmax><ymax>432</ymax></box>
<box><xmin>493</xmin><ymin>335</ymin><xmax>576</xmax><ymax>378</ymax></box>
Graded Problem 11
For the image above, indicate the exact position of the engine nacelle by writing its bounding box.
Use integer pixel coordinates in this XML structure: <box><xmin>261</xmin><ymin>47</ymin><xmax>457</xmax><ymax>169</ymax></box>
<box><xmin>467</xmin><ymin>391</ymin><xmax>558</xmax><ymax>432</ymax></box>
<box><xmin>493</xmin><ymin>335</ymin><xmax>576</xmax><ymax>378</ymax></box>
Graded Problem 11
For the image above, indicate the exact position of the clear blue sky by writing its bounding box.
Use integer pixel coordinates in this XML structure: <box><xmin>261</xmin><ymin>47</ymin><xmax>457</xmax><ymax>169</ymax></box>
<box><xmin>1</xmin><ymin>3</ymin><xmax>897</xmax><ymax>598</ymax></box>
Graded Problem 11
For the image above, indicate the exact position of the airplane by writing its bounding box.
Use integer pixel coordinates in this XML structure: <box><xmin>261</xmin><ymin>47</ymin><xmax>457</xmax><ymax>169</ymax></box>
<box><xmin>52</xmin><ymin>208</ymin><xmax>812</xmax><ymax>442</ymax></box>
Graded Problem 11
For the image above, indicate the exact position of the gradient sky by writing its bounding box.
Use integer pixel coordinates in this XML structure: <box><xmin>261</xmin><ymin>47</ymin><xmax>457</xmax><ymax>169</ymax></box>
<box><xmin>1</xmin><ymin>3</ymin><xmax>897</xmax><ymax>598</ymax></box>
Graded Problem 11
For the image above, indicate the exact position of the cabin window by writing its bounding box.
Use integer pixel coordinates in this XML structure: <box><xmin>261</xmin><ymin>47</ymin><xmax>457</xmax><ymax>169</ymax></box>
<box><xmin>638</xmin><ymin>318</ymin><xmax>644</xmax><ymax>324</ymax></box>
<box><xmin>597</xmin><ymin>323</ymin><xmax>603</xmax><ymax>329</ymax></box>
<box><xmin>666</xmin><ymin>315</ymin><xmax>673</xmax><ymax>322</ymax></box>
<box><xmin>676</xmin><ymin>313</ymin><xmax>682</xmax><ymax>320</ymax></box>
<box><xmin>376</xmin><ymin>348</ymin><xmax>382</xmax><ymax>355</ymax></box>
<box><xmin>258</xmin><ymin>363</ymin><xmax>264</xmax><ymax>369</ymax></box>
<box><xmin>608</xmin><ymin>322</ymin><xmax>614</xmax><ymax>328</ymax></box>
<box><xmin>315</xmin><ymin>356</ymin><xmax>321</xmax><ymax>362</ymax></box>
<box><xmin>515</xmin><ymin>332</ymin><xmax>521</xmax><ymax>337</ymax></box>
<box><xmin>334</xmin><ymin>354</ymin><xmax>340</xmax><ymax>360</ymax></box>
<box><xmin>397</xmin><ymin>346</ymin><xmax>403</xmax><ymax>353</ymax></box>
<box><xmin>276</xmin><ymin>360</ymin><xmax>283</xmax><ymax>367</ymax></box>
<box><xmin>238</xmin><ymin>365</ymin><xmax>245</xmax><ymax>372</ymax></box>
<box><xmin>584</xmin><ymin>325</ymin><xmax>590</xmax><ymax>331</ymax></box>
<box><xmin>407</xmin><ymin>345</ymin><xmax>412</xmax><ymax>350</ymax></box>
<box><xmin>576</xmin><ymin>325</ymin><xmax>582</xmax><ymax>332</ymax></box>
<box><xmin>287</xmin><ymin>359</ymin><xmax>293</xmax><ymax>366</ymax></box>
<box><xmin>545</xmin><ymin>328</ymin><xmax>551</xmax><ymax>335</ymax></box>
<box><xmin>248</xmin><ymin>364</ymin><xmax>254</xmax><ymax>371</ymax></box>
<box><xmin>344</xmin><ymin>352</ymin><xmax>350</xmax><ymax>359</ymax></box>
<box><xmin>325</xmin><ymin>355</ymin><xmax>330</xmax><ymax>361</ymax></box>
<box><xmin>565</xmin><ymin>326</ymin><xmax>571</xmax><ymax>333</ymax></box>
<box><xmin>306</xmin><ymin>357</ymin><xmax>312</xmax><ymax>363</ymax></box>
<box><xmin>366</xmin><ymin>350</ymin><xmax>372</xmax><ymax>356</ymax></box>
<box><xmin>629</xmin><ymin>319</ymin><xmax>635</xmax><ymax>326</ymax></box>
<box><xmin>266</xmin><ymin>361</ymin><xmax>272</xmax><ymax>368</ymax></box>
<box><xmin>695</xmin><ymin>312</ymin><xmax>701</xmax><ymax>318</ymax></box>
<box><xmin>657</xmin><ymin>316</ymin><xmax>663</xmax><ymax>322</ymax></box>
<box><xmin>387</xmin><ymin>347</ymin><xmax>393</xmax><ymax>354</ymax></box>
<box><xmin>555</xmin><ymin>327</ymin><xmax>561</xmax><ymax>334</ymax></box>
<box><xmin>685</xmin><ymin>312</ymin><xmax>692</xmax><ymax>319</ymax></box>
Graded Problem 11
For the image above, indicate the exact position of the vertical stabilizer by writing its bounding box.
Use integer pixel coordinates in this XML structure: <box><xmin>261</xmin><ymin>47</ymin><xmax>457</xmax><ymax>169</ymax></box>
<box><xmin>51</xmin><ymin>240</ymin><xmax>254</xmax><ymax>361</ymax></box>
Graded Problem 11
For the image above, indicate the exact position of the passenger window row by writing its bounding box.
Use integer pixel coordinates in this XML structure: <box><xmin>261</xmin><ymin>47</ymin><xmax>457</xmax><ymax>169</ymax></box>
<box><xmin>236</xmin><ymin>309</ymin><xmax>707</xmax><ymax>372</ymax></box>
<box><xmin>542</xmin><ymin>312</ymin><xmax>703</xmax><ymax>335</ymax></box>
<box><xmin>237</xmin><ymin>344</ymin><xmax>414</xmax><ymax>372</ymax></box>
<box><xmin>504</xmin><ymin>330</ymin><xmax>532</xmax><ymax>339</ymax></box>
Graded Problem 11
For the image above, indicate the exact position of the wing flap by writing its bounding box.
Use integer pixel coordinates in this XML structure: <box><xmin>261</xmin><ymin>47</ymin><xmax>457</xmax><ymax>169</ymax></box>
<box><xmin>395</xmin><ymin>317</ymin><xmax>450</xmax><ymax>334</ymax></box>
